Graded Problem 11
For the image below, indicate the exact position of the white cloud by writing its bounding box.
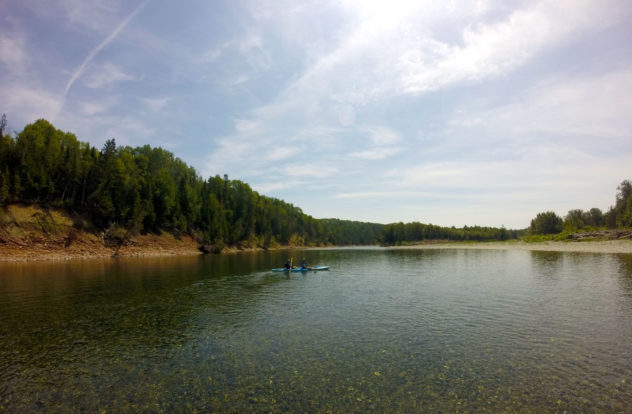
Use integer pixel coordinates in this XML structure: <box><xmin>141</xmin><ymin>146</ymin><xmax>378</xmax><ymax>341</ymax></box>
<box><xmin>347</xmin><ymin>148</ymin><xmax>399</xmax><ymax>160</ymax></box>
<box><xmin>0</xmin><ymin>33</ymin><xmax>28</xmax><ymax>67</ymax></box>
<box><xmin>233</xmin><ymin>118</ymin><xmax>262</xmax><ymax>134</ymax></box>
<box><xmin>2</xmin><ymin>84</ymin><xmax>60</xmax><ymax>126</ymax></box>
<box><xmin>490</xmin><ymin>70</ymin><xmax>632</xmax><ymax>141</ymax></box>
<box><xmin>199</xmin><ymin>29</ymin><xmax>272</xmax><ymax>89</ymax></box>
<box><xmin>264</xmin><ymin>147</ymin><xmax>300</xmax><ymax>162</ymax></box>
<box><xmin>377</xmin><ymin>144</ymin><xmax>631</xmax><ymax>227</ymax></box>
<box><xmin>203</xmin><ymin>120</ymin><xmax>342</xmax><ymax>180</ymax></box>
<box><xmin>401</xmin><ymin>1</ymin><xmax>598</xmax><ymax>93</ymax></box>
<box><xmin>255</xmin><ymin>0</ymin><xmax>624</xmax><ymax>116</ymax></box>
<box><xmin>21</xmin><ymin>0</ymin><xmax>122</xmax><ymax>34</ymax></box>
<box><xmin>387</xmin><ymin>144</ymin><xmax>631</xmax><ymax>202</ymax></box>
<box><xmin>207</xmin><ymin>1</ymin><xmax>623</xmax><ymax>195</ymax></box>
<box><xmin>437</xmin><ymin>69</ymin><xmax>632</xmax><ymax>165</ymax></box>
<box><xmin>77</xmin><ymin>97</ymin><xmax>118</xmax><ymax>116</ymax></box>
<box><xmin>365</xmin><ymin>126</ymin><xmax>400</xmax><ymax>145</ymax></box>
<box><xmin>5</xmin><ymin>0</ymin><xmax>629</xmax><ymax>228</ymax></box>
<box><xmin>238</xmin><ymin>33</ymin><xmax>271</xmax><ymax>72</ymax></box>
<box><xmin>334</xmin><ymin>191</ymin><xmax>419</xmax><ymax>199</ymax></box>
<box><xmin>82</xmin><ymin>63</ymin><xmax>136</xmax><ymax>89</ymax></box>
<box><xmin>229</xmin><ymin>74</ymin><xmax>250</xmax><ymax>86</ymax></box>
<box><xmin>283</xmin><ymin>163</ymin><xmax>338</xmax><ymax>178</ymax></box>
<box><xmin>253</xmin><ymin>179</ymin><xmax>303</xmax><ymax>194</ymax></box>
<box><xmin>141</xmin><ymin>97</ymin><xmax>170</xmax><ymax>113</ymax></box>
<box><xmin>201</xmin><ymin>45</ymin><xmax>226</xmax><ymax>63</ymax></box>
<box><xmin>57</xmin><ymin>0</ymin><xmax>148</xmax><ymax>119</ymax></box>
<box><xmin>347</xmin><ymin>126</ymin><xmax>403</xmax><ymax>159</ymax></box>
<box><xmin>56</xmin><ymin>109</ymin><xmax>157</xmax><ymax>149</ymax></box>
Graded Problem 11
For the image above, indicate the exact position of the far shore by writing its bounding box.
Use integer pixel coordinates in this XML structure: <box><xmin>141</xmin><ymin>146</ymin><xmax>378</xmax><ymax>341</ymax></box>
<box><xmin>387</xmin><ymin>240</ymin><xmax>632</xmax><ymax>254</ymax></box>
<box><xmin>2</xmin><ymin>239</ymin><xmax>632</xmax><ymax>263</ymax></box>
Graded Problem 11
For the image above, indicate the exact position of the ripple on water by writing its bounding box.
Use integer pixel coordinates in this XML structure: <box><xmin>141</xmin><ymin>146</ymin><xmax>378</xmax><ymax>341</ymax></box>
<box><xmin>1</xmin><ymin>249</ymin><xmax>632</xmax><ymax>412</ymax></box>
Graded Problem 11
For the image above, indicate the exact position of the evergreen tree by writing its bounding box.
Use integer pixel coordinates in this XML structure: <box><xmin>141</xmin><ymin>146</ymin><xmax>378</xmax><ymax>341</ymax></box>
<box><xmin>5</xmin><ymin>117</ymin><xmax>628</xmax><ymax>249</ymax></box>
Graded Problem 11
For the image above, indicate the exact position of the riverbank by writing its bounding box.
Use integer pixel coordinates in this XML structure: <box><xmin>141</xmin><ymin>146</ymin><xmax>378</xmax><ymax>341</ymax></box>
<box><xmin>393</xmin><ymin>239</ymin><xmax>632</xmax><ymax>254</ymax></box>
<box><xmin>3</xmin><ymin>238</ymin><xmax>632</xmax><ymax>262</ymax></box>
<box><xmin>3</xmin><ymin>205</ymin><xmax>632</xmax><ymax>261</ymax></box>
<box><xmin>0</xmin><ymin>204</ymin><xmax>203</xmax><ymax>262</ymax></box>
<box><xmin>0</xmin><ymin>231</ymin><xmax>204</xmax><ymax>262</ymax></box>
<box><xmin>0</xmin><ymin>205</ymin><xmax>303</xmax><ymax>261</ymax></box>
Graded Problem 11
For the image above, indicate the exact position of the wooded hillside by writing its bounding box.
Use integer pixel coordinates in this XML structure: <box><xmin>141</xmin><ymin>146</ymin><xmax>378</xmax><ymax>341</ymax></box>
<box><xmin>0</xmin><ymin>118</ymin><xmax>382</xmax><ymax>247</ymax></box>
<box><xmin>5</xmin><ymin>117</ymin><xmax>626</xmax><ymax>250</ymax></box>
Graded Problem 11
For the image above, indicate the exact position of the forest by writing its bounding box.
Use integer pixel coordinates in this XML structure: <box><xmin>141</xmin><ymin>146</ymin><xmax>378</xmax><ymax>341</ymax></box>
<box><xmin>0</xmin><ymin>117</ymin><xmax>384</xmax><ymax>247</ymax></box>
<box><xmin>382</xmin><ymin>181</ymin><xmax>632</xmax><ymax>245</ymax></box>
<box><xmin>527</xmin><ymin>179</ymin><xmax>632</xmax><ymax>236</ymax></box>
<box><xmin>1</xmin><ymin>117</ymin><xmax>629</xmax><ymax>248</ymax></box>
<box><xmin>381</xmin><ymin>222</ymin><xmax>523</xmax><ymax>244</ymax></box>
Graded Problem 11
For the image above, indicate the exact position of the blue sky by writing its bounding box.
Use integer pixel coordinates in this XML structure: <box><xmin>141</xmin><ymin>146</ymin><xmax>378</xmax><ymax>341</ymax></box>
<box><xmin>1</xmin><ymin>0</ymin><xmax>631</xmax><ymax>228</ymax></box>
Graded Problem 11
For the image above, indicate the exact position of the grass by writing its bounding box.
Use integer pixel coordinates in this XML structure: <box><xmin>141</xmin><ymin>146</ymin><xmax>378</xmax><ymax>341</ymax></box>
<box><xmin>5</xmin><ymin>205</ymin><xmax>73</xmax><ymax>227</ymax></box>
<box><xmin>520</xmin><ymin>227</ymin><xmax>628</xmax><ymax>243</ymax></box>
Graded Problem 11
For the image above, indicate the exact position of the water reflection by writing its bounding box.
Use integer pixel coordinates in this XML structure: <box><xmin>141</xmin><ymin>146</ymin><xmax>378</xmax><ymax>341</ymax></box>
<box><xmin>1</xmin><ymin>249</ymin><xmax>632</xmax><ymax>412</ymax></box>
<box><xmin>615</xmin><ymin>254</ymin><xmax>632</xmax><ymax>281</ymax></box>
<box><xmin>613</xmin><ymin>254</ymin><xmax>632</xmax><ymax>303</ymax></box>
<box><xmin>529</xmin><ymin>250</ymin><xmax>565</xmax><ymax>279</ymax></box>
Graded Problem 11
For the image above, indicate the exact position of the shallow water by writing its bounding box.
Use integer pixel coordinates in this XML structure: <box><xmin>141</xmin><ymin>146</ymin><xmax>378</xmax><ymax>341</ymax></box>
<box><xmin>1</xmin><ymin>248</ymin><xmax>631</xmax><ymax>412</ymax></box>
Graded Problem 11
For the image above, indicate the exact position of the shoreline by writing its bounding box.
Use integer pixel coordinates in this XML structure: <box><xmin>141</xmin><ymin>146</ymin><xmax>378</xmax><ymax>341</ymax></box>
<box><xmin>0</xmin><ymin>237</ymin><xmax>204</xmax><ymax>262</ymax></box>
<box><xmin>385</xmin><ymin>240</ymin><xmax>632</xmax><ymax>254</ymax></box>
<box><xmin>2</xmin><ymin>240</ymin><xmax>632</xmax><ymax>263</ymax></box>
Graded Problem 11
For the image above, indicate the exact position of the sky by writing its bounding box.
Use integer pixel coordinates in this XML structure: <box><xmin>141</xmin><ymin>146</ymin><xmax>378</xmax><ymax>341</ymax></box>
<box><xmin>1</xmin><ymin>0</ymin><xmax>631</xmax><ymax>228</ymax></box>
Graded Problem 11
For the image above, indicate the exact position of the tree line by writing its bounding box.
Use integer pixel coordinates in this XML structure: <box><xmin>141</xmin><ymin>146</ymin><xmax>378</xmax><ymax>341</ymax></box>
<box><xmin>0</xmin><ymin>118</ymin><xmax>382</xmax><ymax>247</ymax></box>
<box><xmin>3</xmin><ymin>117</ymin><xmax>627</xmax><ymax>246</ymax></box>
<box><xmin>381</xmin><ymin>222</ymin><xmax>523</xmax><ymax>245</ymax></box>
<box><xmin>528</xmin><ymin>180</ymin><xmax>632</xmax><ymax>235</ymax></box>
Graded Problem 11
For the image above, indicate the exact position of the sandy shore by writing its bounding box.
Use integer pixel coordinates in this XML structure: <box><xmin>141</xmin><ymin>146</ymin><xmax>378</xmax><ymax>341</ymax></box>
<box><xmin>393</xmin><ymin>240</ymin><xmax>632</xmax><ymax>254</ymax></box>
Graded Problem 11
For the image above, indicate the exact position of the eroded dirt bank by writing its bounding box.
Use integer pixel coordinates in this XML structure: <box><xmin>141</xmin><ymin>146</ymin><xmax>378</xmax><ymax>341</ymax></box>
<box><xmin>0</xmin><ymin>205</ymin><xmax>202</xmax><ymax>261</ymax></box>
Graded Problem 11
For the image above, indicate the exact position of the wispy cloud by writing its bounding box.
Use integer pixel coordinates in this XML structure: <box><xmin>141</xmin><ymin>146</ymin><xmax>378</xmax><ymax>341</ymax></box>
<box><xmin>82</xmin><ymin>62</ymin><xmax>136</xmax><ymax>89</ymax></box>
<box><xmin>3</xmin><ymin>83</ymin><xmax>60</xmax><ymax>126</ymax></box>
<box><xmin>253</xmin><ymin>179</ymin><xmax>303</xmax><ymax>194</ymax></box>
<box><xmin>140</xmin><ymin>97</ymin><xmax>170</xmax><ymax>113</ymax></box>
<box><xmin>47</xmin><ymin>0</ymin><xmax>120</xmax><ymax>33</ymax></box>
<box><xmin>264</xmin><ymin>147</ymin><xmax>300</xmax><ymax>162</ymax></box>
<box><xmin>17</xmin><ymin>0</ymin><xmax>120</xmax><ymax>35</ymax></box>
<box><xmin>334</xmin><ymin>190</ymin><xmax>419</xmax><ymax>199</ymax></box>
<box><xmin>4</xmin><ymin>0</ymin><xmax>630</xmax><ymax>227</ymax></box>
<box><xmin>283</xmin><ymin>163</ymin><xmax>338</xmax><ymax>178</ymax></box>
<box><xmin>0</xmin><ymin>33</ymin><xmax>28</xmax><ymax>67</ymax></box>
<box><xmin>77</xmin><ymin>96</ymin><xmax>118</xmax><ymax>116</ymax></box>
<box><xmin>238</xmin><ymin>32</ymin><xmax>272</xmax><ymax>72</ymax></box>
<box><xmin>208</xmin><ymin>0</ymin><xmax>616</xmax><ymax>164</ymax></box>
<box><xmin>56</xmin><ymin>0</ymin><xmax>149</xmax><ymax>119</ymax></box>
<box><xmin>488</xmin><ymin>70</ymin><xmax>632</xmax><ymax>142</ymax></box>
<box><xmin>348</xmin><ymin>126</ymin><xmax>403</xmax><ymax>159</ymax></box>
<box><xmin>347</xmin><ymin>147</ymin><xmax>400</xmax><ymax>160</ymax></box>
<box><xmin>398</xmin><ymin>1</ymin><xmax>621</xmax><ymax>94</ymax></box>
<box><xmin>387</xmin><ymin>146</ymin><xmax>630</xmax><ymax>203</ymax></box>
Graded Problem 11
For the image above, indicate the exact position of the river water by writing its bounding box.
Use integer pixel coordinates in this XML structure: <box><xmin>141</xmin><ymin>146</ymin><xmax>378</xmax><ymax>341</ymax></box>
<box><xmin>1</xmin><ymin>248</ymin><xmax>631</xmax><ymax>412</ymax></box>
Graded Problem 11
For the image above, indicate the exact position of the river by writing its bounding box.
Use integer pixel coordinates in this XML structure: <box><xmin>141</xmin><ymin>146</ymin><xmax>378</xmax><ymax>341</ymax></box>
<box><xmin>1</xmin><ymin>248</ymin><xmax>631</xmax><ymax>412</ymax></box>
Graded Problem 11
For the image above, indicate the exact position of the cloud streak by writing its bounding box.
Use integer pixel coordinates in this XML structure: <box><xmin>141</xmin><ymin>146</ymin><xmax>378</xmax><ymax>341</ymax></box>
<box><xmin>4</xmin><ymin>0</ymin><xmax>631</xmax><ymax>227</ymax></box>
<box><xmin>56</xmin><ymin>0</ymin><xmax>149</xmax><ymax>120</ymax></box>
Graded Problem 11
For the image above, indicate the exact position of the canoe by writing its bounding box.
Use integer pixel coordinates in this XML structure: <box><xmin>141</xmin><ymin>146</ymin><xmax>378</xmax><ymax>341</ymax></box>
<box><xmin>271</xmin><ymin>266</ymin><xmax>329</xmax><ymax>272</ymax></box>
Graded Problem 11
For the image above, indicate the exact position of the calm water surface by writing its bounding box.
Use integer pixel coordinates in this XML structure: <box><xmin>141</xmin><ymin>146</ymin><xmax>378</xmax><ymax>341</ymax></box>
<box><xmin>1</xmin><ymin>248</ymin><xmax>631</xmax><ymax>412</ymax></box>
